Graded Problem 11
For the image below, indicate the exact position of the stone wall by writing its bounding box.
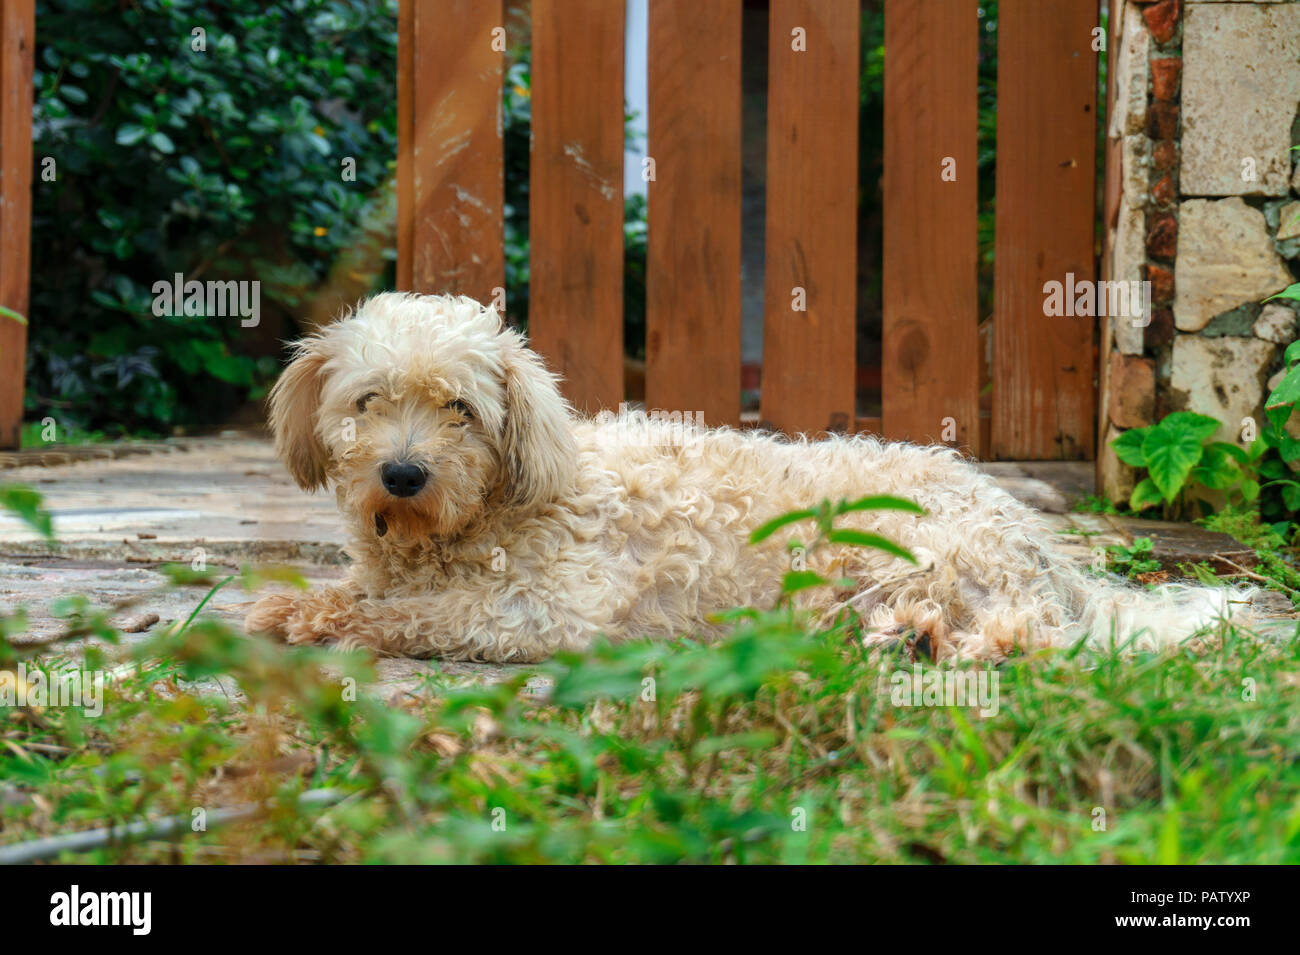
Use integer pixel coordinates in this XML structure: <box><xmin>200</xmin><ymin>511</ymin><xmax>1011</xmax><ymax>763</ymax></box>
<box><xmin>1099</xmin><ymin>0</ymin><xmax>1300</xmax><ymax>500</ymax></box>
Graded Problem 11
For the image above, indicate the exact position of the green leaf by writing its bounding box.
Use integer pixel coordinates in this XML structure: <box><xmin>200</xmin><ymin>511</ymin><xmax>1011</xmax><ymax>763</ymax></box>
<box><xmin>115</xmin><ymin>123</ymin><xmax>147</xmax><ymax>146</ymax></box>
<box><xmin>0</xmin><ymin>485</ymin><xmax>54</xmax><ymax>539</ymax></box>
<box><xmin>824</xmin><ymin>529</ymin><xmax>917</xmax><ymax>564</ymax></box>
<box><xmin>835</xmin><ymin>495</ymin><xmax>926</xmax><ymax>516</ymax></box>
<box><xmin>1267</xmin><ymin>367</ymin><xmax>1300</xmax><ymax>410</ymax></box>
<box><xmin>239</xmin><ymin>564</ymin><xmax>309</xmax><ymax>592</ymax></box>
<box><xmin>780</xmin><ymin>571</ymin><xmax>829</xmax><ymax>595</ymax></box>
<box><xmin>1261</xmin><ymin>458</ymin><xmax>1289</xmax><ymax>480</ymax></box>
<box><xmin>157</xmin><ymin>562</ymin><xmax>226</xmax><ymax>587</ymax></box>
<box><xmin>749</xmin><ymin>509</ymin><xmax>818</xmax><ymax>544</ymax></box>
<box><xmin>1240</xmin><ymin>479</ymin><xmax>1260</xmax><ymax>503</ymax></box>
<box><xmin>1112</xmin><ymin>427</ymin><xmax>1150</xmax><ymax>467</ymax></box>
<box><xmin>1191</xmin><ymin>444</ymin><xmax>1240</xmax><ymax>490</ymax></box>
<box><xmin>1142</xmin><ymin>420</ymin><xmax>1211</xmax><ymax>501</ymax></box>
<box><xmin>1284</xmin><ymin>483</ymin><xmax>1300</xmax><ymax>512</ymax></box>
<box><xmin>1129</xmin><ymin>478</ymin><xmax>1164</xmax><ymax>512</ymax></box>
<box><xmin>1158</xmin><ymin>411</ymin><xmax>1221</xmax><ymax>444</ymax></box>
<box><xmin>203</xmin><ymin>352</ymin><xmax>253</xmax><ymax>386</ymax></box>
<box><xmin>1265</xmin><ymin>283</ymin><xmax>1300</xmax><ymax>304</ymax></box>
<box><xmin>148</xmin><ymin>131</ymin><xmax>175</xmax><ymax>154</ymax></box>
<box><xmin>1209</xmin><ymin>441</ymin><xmax>1250</xmax><ymax>465</ymax></box>
<box><xmin>1266</xmin><ymin>404</ymin><xmax>1293</xmax><ymax>432</ymax></box>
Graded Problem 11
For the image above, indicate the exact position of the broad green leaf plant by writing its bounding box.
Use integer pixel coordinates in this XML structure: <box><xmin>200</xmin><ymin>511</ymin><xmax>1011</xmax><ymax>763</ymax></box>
<box><xmin>1112</xmin><ymin>280</ymin><xmax>1300</xmax><ymax>530</ymax></box>
<box><xmin>1257</xmin><ymin>337</ymin><xmax>1300</xmax><ymax>515</ymax></box>
<box><xmin>1111</xmin><ymin>412</ymin><xmax>1258</xmax><ymax>519</ymax></box>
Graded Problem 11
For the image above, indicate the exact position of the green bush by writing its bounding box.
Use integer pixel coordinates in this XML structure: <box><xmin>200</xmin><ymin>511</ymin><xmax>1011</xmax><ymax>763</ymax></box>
<box><xmin>28</xmin><ymin>3</ymin><xmax>651</xmax><ymax>438</ymax></box>
<box><xmin>29</xmin><ymin>0</ymin><xmax>400</xmax><ymax>436</ymax></box>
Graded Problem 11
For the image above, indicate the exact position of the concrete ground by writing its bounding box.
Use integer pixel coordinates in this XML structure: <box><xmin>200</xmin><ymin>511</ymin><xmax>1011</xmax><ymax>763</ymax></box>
<box><xmin>0</xmin><ymin>437</ymin><xmax>519</xmax><ymax>691</ymax></box>
<box><xmin>0</xmin><ymin>437</ymin><xmax>1278</xmax><ymax>691</ymax></box>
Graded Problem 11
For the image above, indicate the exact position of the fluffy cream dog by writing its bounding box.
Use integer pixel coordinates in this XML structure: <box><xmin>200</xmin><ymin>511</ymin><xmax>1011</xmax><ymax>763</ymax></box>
<box><xmin>246</xmin><ymin>293</ymin><xmax>1250</xmax><ymax>663</ymax></box>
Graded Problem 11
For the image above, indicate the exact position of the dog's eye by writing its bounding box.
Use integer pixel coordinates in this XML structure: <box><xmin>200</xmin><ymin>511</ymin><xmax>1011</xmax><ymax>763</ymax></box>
<box><xmin>356</xmin><ymin>392</ymin><xmax>379</xmax><ymax>412</ymax></box>
<box><xmin>448</xmin><ymin>398</ymin><xmax>472</xmax><ymax>419</ymax></box>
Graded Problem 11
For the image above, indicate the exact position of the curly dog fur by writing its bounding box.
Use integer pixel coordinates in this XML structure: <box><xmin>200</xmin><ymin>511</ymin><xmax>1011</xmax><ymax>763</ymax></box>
<box><xmin>246</xmin><ymin>293</ymin><xmax>1252</xmax><ymax>663</ymax></box>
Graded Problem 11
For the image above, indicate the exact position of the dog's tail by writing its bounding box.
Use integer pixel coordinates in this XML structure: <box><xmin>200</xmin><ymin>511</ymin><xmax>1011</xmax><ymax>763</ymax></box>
<box><xmin>1053</xmin><ymin>562</ymin><xmax>1261</xmax><ymax>652</ymax></box>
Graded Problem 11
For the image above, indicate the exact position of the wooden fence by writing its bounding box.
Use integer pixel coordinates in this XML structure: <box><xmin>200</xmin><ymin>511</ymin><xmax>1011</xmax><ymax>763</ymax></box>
<box><xmin>398</xmin><ymin>0</ymin><xmax>1103</xmax><ymax>459</ymax></box>
<box><xmin>0</xmin><ymin>0</ymin><xmax>34</xmax><ymax>450</ymax></box>
<box><xmin>0</xmin><ymin>0</ymin><xmax>1103</xmax><ymax>457</ymax></box>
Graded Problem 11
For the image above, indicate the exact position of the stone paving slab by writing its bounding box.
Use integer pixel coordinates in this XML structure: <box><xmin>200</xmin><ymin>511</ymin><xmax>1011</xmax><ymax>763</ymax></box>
<box><xmin>0</xmin><ymin>438</ymin><xmax>1276</xmax><ymax>690</ymax></box>
<box><xmin>1099</xmin><ymin>515</ymin><xmax>1258</xmax><ymax>574</ymax></box>
<box><xmin>977</xmin><ymin>461</ymin><xmax>1098</xmax><ymax>514</ymax></box>
<box><xmin>0</xmin><ymin>438</ymin><xmax>554</xmax><ymax>690</ymax></box>
<box><xmin>0</xmin><ymin>555</ymin><xmax>520</xmax><ymax>694</ymax></box>
<box><xmin>0</xmin><ymin>436</ymin><xmax>345</xmax><ymax>562</ymax></box>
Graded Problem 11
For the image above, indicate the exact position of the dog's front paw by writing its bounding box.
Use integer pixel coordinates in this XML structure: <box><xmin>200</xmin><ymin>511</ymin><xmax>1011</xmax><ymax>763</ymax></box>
<box><xmin>861</xmin><ymin>624</ymin><xmax>940</xmax><ymax>662</ymax></box>
<box><xmin>245</xmin><ymin>591</ymin><xmax>300</xmax><ymax>640</ymax></box>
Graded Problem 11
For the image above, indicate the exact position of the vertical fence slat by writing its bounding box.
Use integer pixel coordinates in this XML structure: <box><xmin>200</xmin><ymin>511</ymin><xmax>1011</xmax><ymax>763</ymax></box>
<box><xmin>396</xmin><ymin>0</ymin><xmax>414</xmax><ymax>291</ymax></box>
<box><xmin>0</xmin><ymin>0</ymin><xmax>34</xmax><ymax>450</ymax></box>
<box><xmin>992</xmin><ymin>0</ymin><xmax>1098</xmax><ymax>460</ymax></box>
<box><xmin>761</xmin><ymin>0</ymin><xmax>859</xmax><ymax>436</ymax></box>
<box><xmin>645</xmin><ymin>0</ymin><xmax>742</xmax><ymax>427</ymax></box>
<box><xmin>881</xmin><ymin>0</ymin><xmax>979</xmax><ymax>452</ymax></box>
<box><xmin>530</xmin><ymin>0</ymin><xmax>625</xmax><ymax>415</ymax></box>
<box><xmin>410</xmin><ymin>0</ymin><xmax>504</xmax><ymax>304</ymax></box>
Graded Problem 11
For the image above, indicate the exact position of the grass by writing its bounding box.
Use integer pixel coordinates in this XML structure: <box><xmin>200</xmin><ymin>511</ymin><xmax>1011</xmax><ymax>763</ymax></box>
<box><xmin>1107</xmin><ymin>538</ymin><xmax>1162</xmax><ymax>580</ymax></box>
<box><xmin>1200</xmin><ymin>509</ymin><xmax>1300</xmax><ymax>608</ymax></box>
<box><xmin>1079</xmin><ymin>495</ymin><xmax>1300</xmax><ymax>608</ymax></box>
<box><xmin>3</xmin><ymin>490</ymin><xmax>1299</xmax><ymax>864</ymax></box>
<box><xmin>2</xmin><ymin>576</ymin><xmax>1299</xmax><ymax>864</ymax></box>
<box><xmin>1072</xmin><ymin>493</ymin><xmax>1120</xmax><ymax>516</ymax></box>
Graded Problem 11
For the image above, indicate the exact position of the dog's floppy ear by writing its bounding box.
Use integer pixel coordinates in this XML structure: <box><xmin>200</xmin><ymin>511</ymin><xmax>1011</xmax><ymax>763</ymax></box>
<box><xmin>501</xmin><ymin>334</ymin><xmax>576</xmax><ymax>509</ymax></box>
<box><xmin>268</xmin><ymin>338</ymin><xmax>331</xmax><ymax>492</ymax></box>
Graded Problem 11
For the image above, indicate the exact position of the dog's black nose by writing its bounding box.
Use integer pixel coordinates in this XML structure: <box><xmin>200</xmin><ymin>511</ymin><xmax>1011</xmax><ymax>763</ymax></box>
<box><xmin>380</xmin><ymin>461</ymin><xmax>427</xmax><ymax>498</ymax></box>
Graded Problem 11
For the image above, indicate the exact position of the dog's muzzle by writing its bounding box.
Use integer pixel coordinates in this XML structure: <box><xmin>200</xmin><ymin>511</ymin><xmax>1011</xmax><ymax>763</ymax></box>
<box><xmin>380</xmin><ymin>461</ymin><xmax>427</xmax><ymax>498</ymax></box>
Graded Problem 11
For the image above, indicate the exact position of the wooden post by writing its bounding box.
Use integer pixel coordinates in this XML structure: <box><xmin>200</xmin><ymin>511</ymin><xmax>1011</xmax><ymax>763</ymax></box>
<box><xmin>529</xmin><ymin>0</ymin><xmax>626</xmax><ymax>414</ymax></box>
<box><xmin>992</xmin><ymin>0</ymin><xmax>1099</xmax><ymax>460</ymax></box>
<box><xmin>760</xmin><ymin>0</ymin><xmax>859</xmax><ymax>437</ymax></box>
<box><xmin>0</xmin><ymin>0</ymin><xmax>34</xmax><ymax>450</ymax></box>
<box><xmin>645</xmin><ymin>0</ymin><xmax>743</xmax><ymax>427</ymax></box>
<box><xmin>408</xmin><ymin>0</ymin><xmax>505</xmax><ymax>304</ymax></box>
<box><xmin>396</xmin><ymin>0</ymin><xmax>413</xmax><ymax>292</ymax></box>
<box><xmin>881</xmin><ymin>0</ymin><xmax>980</xmax><ymax>454</ymax></box>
